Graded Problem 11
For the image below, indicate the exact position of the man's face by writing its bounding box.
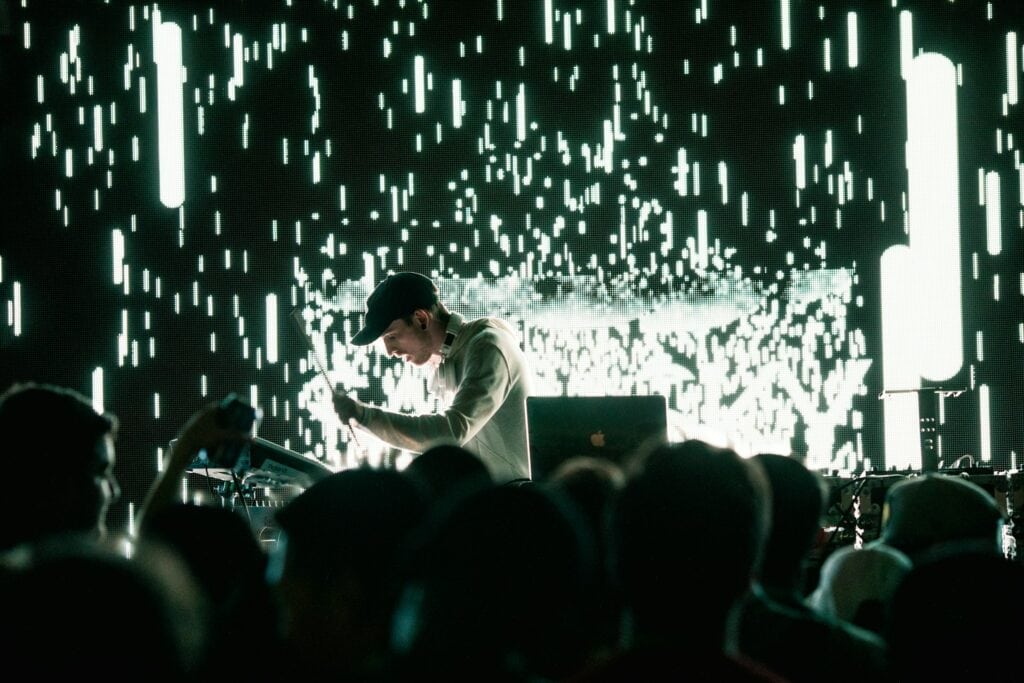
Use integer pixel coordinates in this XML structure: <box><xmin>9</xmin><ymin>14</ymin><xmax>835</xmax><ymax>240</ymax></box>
<box><xmin>380</xmin><ymin>315</ymin><xmax>435</xmax><ymax>366</ymax></box>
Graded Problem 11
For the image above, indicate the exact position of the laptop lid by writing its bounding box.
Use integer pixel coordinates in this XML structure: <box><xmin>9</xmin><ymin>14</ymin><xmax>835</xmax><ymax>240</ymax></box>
<box><xmin>526</xmin><ymin>395</ymin><xmax>668</xmax><ymax>481</ymax></box>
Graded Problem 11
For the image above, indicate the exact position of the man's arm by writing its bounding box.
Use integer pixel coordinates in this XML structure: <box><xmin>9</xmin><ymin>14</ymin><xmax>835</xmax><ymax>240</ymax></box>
<box><xmin>136</xmin><ymin>402</ymin><xmax>251</xmax><ymax>531</ymax></box>
<box><xmin>333</xmin><ymin>333</ymin><xmax>515</xmax><ymax>453</ymax></box>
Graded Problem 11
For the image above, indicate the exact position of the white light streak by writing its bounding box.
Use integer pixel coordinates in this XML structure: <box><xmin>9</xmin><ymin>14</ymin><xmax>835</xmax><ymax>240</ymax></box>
<box><xmin>414</xmin><ymin>55</ymin><xmax>425</xmax><ymax>113</ymax></box>
<box><xmin>880</xmin><ymin>245</ymin><xmax>922</xmax><ymax>470</ymax></box>
<box><xmin>906</xmin><ymin>53</ymin><xmax>963</xmax><ymax>381</ymax></box>
<box><xmin>607</xmin><ymin>0</ymin><xmax>616</xmax><ymax>34</ymax></box>
<box><xmin>155</xmin><ymin>22</ymin><xmax>186</xmax><ymax>208</ymax></box>
<box><xmin>544</xmin><ymin>0</ymin><xmax>553</xmax><ymax>44</ymax></box>
<box><xmin>516</xmin><ymin>83</ymin><xmax>527</xmax><ymax>141</ymax></box>
<box><xmin>12</xmin><ymin>282</ymin><xmax>21</xmax><ymax>336</ymax></box>
<box><xmin>847</xmin><ymin>12</ymin><xmax>859</xmax><ymax>68</ymax></box>
<box><xmin>985</xmin><ymin>171</ymin><xmax>1002</xmax><ymax>255</ymax></box>
<box><xmin>979</xmin><ymin>384</ymin><xmax>992</xmax><ymax>462</ymax></box>
<box><xmin>93</xmin><ymin>104</ymin><xmax>104</xmax><ymax>151</ymax></box>
<box><xmin>452</xmin><ymin>78</ymin><xmax>463</xmax><ymax>128</ymax></box>
<box><xmin>266</xmin><ymin>294</ymin><xmax>278</xmax><ymax>364</ymax></box>
<box><xmin>781</xmin><ymin>0</ymin><xmax>791</xmax><ymax>50</ymax></box>
<box><xmin>112</xmin><ymin>229</ymin><xmax>125</xmax><ymax>285</ymax></box>
<box><xmin>1008</xmin><ymin>32</ymin><xmax>1019</xmax><ymax>105</ymax></box>
<box><xmin>899</xmin><ymin>11</ymin><xmax>913</xmax><ymax>79</ymax></box>
<box><xmin>92</xmin><ymin>367</ymin><xmax>104</xmax><ymax>414</ymax></box>
<box><xmin>793</xmin><ymin>134</ymin><xmax>806</xmax><ymax>189</ymax></box>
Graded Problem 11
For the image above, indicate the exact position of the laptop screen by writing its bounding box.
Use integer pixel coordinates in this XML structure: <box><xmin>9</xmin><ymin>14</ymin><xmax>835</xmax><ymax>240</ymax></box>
<box><xmin>526</xmin><ymin>395</ymin><xmax>668</xmax><ymax>481</ymax></box>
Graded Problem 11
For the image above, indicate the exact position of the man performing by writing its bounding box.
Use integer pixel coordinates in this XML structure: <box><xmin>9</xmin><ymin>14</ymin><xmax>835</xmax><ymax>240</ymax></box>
<box><xmin>332</xmin><ymin>272</ymin><xmax>532</xmax><ymax>483</ymax></box>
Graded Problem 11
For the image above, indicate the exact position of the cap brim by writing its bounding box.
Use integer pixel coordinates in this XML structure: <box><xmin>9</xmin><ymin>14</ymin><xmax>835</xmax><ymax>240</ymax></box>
<box><xmin>351</xmin><ymin>322</ymin><xmax>384</xmax><ymax>345</ymax></box>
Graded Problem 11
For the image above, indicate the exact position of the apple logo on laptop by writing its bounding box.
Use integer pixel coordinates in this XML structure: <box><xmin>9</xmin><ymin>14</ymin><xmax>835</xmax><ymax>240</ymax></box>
<box><xmin>590</xmin><ymin>430</ymin><xmax>606</xmax><ymax>448</ymax></box>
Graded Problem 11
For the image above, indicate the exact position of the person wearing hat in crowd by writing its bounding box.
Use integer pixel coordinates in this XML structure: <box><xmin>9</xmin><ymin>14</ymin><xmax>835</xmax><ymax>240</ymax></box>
<box><xmin>332</xmin><ymin>272</ymin><xmax>532</xmax><ymax>483</ymax></box>
<box><xmin>869</xmin><ymin>472</ymin><xmax>1006</xmax><ymax>564</ymax></box>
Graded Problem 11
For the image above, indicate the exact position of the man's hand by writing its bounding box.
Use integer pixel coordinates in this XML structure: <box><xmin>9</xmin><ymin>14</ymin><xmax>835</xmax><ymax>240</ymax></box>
<box><xmin>167</xmin><ymin>401</ymin><xmax>253</xmax><ymax>471</ymax></box>
<box><xmin>333</xmin><ymin>393</ymin><xmax>366</xmax><ymax>424</ymax></box>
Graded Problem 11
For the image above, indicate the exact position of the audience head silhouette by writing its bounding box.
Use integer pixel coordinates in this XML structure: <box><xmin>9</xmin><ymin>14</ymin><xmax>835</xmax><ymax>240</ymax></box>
<box><xmin>613</xmin><ymin>439</ymin><xmax>768</xmax><ymax>648</ymax></box>
<box><xmin>0</xmin><ymin>383</ymin><xmax>119</xmax><ymax>550</ymax></box>
<box><xmin>751</xmin><ymin>452</ymin><xmax>828</xmax><ymax>597</ymax></box>
<box><xmin>876</xmin><ymin>473</ymin><xmax>1004</xmax><ymax>562</ymax></box>
<box><xmin>270</xmin><ymin>468</ymin><xmax>426</xmax><ymax>678</ymax></box>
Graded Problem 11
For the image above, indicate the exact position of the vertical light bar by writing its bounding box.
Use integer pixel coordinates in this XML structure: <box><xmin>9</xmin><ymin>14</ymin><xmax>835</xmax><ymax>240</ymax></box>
<box><xmin>155</xmin><ymin>22</ymin><xmax>185</xmax><ymax>208</ymax></box>
<box><xmin>979</xmin><ymin>384</ymin><xmax>992</xmax><ymax>462</ymax></box>
<box><xmin>899</xmin><ymin>11</ymin><xmax>913</xmax><ymax>79</ymax></box>
<box><xmin>112</xmin><ymin>229</ymin><xmax>125</xmax><ymax>285</ymax></box>
<box><xmin>718</xmin><ymin>161</ymin><xmax>728</xmax><ymax>204</ymax></box>
<box><xmin>93</xmin><ymin>104</ymin><xmax>104</xmax><ymax>151</ymax></box>
<box><xmin>452</xmin><ymin>79</ymin><xmax>463</xmax><ymax>128</ymax></box>
<box><xmin>880</xmin><ymin>245</ymin><xmax>922</xmax><ymax>470</ymax></box>
<box><xmin>266</xmin><ymin>293</ymin><xmax>278</xmax><ymax>363</ymax></box>
<box><xmin>847</xmin><ymin>12</ymin><xmax>859</xmax><ymax>68</ymax></box>
<box><xmin>12</xmin><ymin>282</ymin><xmax>21</xmax><ymax>336</ymax></box>
<box><xmin>906</xmin><ymin>53</ymin><xmax>963</xmax><ymax>381</ymax></box>
<box><xmin>232</xmin><ymin>33</ymin><xmax>244</xmax><ymax>88</ymax></box>
<box><xmin>697</xmin><ymin>210</ymin><xmax>709</xmax><ymax>271</ymax></box>
<box><xmin>985</xmin><ymin>171</ymin><xmax>1002</xmax><ymax>255</ymax></box>
<box><xmin>607</xmin><ymin>0</ymin><xmax>616</xmax><ymax>34</ymax></box>
<box><xmin>516</xmin><ymin>83</ymin><xmax>526</xmax><ymax>141</ymax></box>
<box><xmin>1008</xmin><ymin>32</ymin><xmax>1019</xmax><ymax>105</ymax></box>
<box><xmin>793</xmin><ymin>134</ymin><xmax>806</xmax><ymax>189</ymax></box>
<box><xmin>544</xmin><ymin>0</ymin><xmax>554</xmax><ymax>44</ymax></box>
<box><xmin>91</xmin><ymin>367</ymin><xmax>105</xmax><ymax>414</ymax></box>
<box><xmin>780</xmin><ymin>0</ymin><xmax>791</xmax><ymax>51</ymax></box>
<box><xmin>413</xmin><ymin>55</ymin><xmax>425</xmax><ymax>113</ymax></box>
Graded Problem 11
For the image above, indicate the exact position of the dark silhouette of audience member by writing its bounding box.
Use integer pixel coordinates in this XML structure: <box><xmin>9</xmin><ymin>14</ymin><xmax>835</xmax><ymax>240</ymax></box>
<box><xmin>1</xmin><ymin>537</ymin><xmax>204</xmax><ymax>680</ymax></box>
<box><xmin>870</xmin><ymin>473</ymin><xmax>1005</xmax><ymax>564</ymax></box>
<box><xmin>546</xmin><ymin>456</ymin><xmax>626</xmax><ymax>656</ymax></box>
<box><xmin>269</xmin><ymin>468</ymin><xmax>427</xmax><ymax>680</ymax></box>
<box><xmin>0</xmin><ymin>383</ymin><xmax>120</xmax><ymax>551</ymax></box>
<box><xmin>402</xmin><ymin>443</ymin><xmax>494</xmax><ymax>504</ymax></box>
<box><xmin>577</xmin><ymin>440</ymin><xmax>781</xmax><ymax>681</ymax></box>
<box><xmin>136</xmin><ymin>503</ymin><xmax>281</xmax><ymax>681</ymax></box>
<box><xmin>888</xmin><ymin>552</ymin><xmax>1024</xmax><ymax>681</ymax></box>
<box><xmin>807</xmin><ymin>544</ymin><xmax>912</xmax><ymax>635</ymax></box>
<box><xmin>735</xmin><ymin>454</ymin><xmax>889</xmax><ymax>682</ymax></box>
<box><xmin>390</xmin><ymin>483</ymin><xmax>598</xmax><ymax>681</ymax></box>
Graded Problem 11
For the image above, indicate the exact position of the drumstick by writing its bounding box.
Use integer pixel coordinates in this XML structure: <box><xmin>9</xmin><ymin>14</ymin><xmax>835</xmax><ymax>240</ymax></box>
<box><xmin>289</xmin><ymin>308</ymin><xmax>361</xmax><ymax>447</ymax></box>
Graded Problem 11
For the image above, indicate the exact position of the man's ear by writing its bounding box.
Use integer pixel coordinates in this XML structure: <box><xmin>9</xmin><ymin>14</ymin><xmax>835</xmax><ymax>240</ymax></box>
<box><xmin>413</xmin><ymin>309</ymin><xmax>430</xmax><ymax>329</ymax></box>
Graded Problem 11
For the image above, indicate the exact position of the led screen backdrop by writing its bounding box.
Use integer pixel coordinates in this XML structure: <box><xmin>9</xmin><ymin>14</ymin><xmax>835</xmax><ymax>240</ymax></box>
<box><xmin>1</xmin><ymin>0</ymin><xmax>1021</xmax><ymax>535</ymax></box>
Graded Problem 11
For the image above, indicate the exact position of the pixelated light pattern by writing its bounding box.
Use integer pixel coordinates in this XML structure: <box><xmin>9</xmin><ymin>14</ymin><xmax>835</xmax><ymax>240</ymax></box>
<box><xmin>8</xmin><ymin>1</ymin><xmax>1024</xmax><ymax>480</ymax></box>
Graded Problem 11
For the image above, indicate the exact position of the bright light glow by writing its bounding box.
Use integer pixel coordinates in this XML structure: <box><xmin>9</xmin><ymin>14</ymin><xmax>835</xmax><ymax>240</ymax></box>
<box><xmin>93</xmin><ymin>104</ymin><xmax>103</xmax><ymax>151</ymax></box>
<box><xmin>847</xmin><ymin>12</ymin><xmax>859</xmax><ymax>68</ymax></box>
<box><xmin>1008</xmin><ymin>32</ymin><xmax>1019</xmax><ymax>105</ymax></box>
<box><xmin>979</xmin><ymin>384</ymin><xmax>992</xmax><ymax>461</ymax></box>
<box><xmin>880</xmin><ymin>245</ymin><xmax>922</xmax><ymax>470</ymax></box>
<box><xmin>544</xmin><ymin>0</ymin><xmax>553</xmax><ymax>44</ymax></box>
<box><xmin>607</xmin><ymin>0</ymin><xmax>616</xmax><ymax>34</ymax></box>
<box><xmin>906</xmin><ymin>53</ymin><xmax>963</xmax><ymax>382</ymax></box>
<box><xmin>780</xmin><ymin>0</ymin><xmax>791</xmax><ymax>51</ymax></box>
<box><xmin>452</xmin><ymin>78</ymin><xmax>463</xmax><ymax>128</ymax></box>
<box><xmin>91</xmin><ymin>367</ymin><xmax>104</xmax><ymax>414</ymax></box>
<box><xmin>413</xmin><ymin>55</ymin><xmax>425</xmax><ymax>113</ymax></box>
<box><xmin>793</xmin><ymin>134</ymin><xmax>806</xmax><ymax>188</ymax></box>
<box><xmin>266</xmin><ymin>293</ymin><xmax>278</xmax><ymax>363</ymax></box>
<box><xmin>112</xmin><ymin>229</ymin><xmax>125</xmax><ymax>285</ymax></box>
<box><xmin>155</xmin><ymin>21</ymin><xmax>185</xmax><ymax>208</ymax></box>
<box><xmin>12</xmin><ymin>282</ymin><xmax>21</xmax><ymax>336</ymax></box>
<box><xmin>516</xmin><ymin>83</ymin><xmax>526</xmax><ymax>141</ymax></box>
<box><xmin>899</xmin><ymin>11</ymin><xmax>913</xmax><ymax>79</ymax></box>
<box><xmin>985</xmin><ymin>171</ymin><xmax>1002</xmax><ymax>255</ymax></box>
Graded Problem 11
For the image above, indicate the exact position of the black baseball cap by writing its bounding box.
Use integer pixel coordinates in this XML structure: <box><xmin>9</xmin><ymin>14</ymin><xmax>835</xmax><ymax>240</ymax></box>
<box><xmin>351</xmin><ymin>272</ymin><xmax>439</xmax><ymax>345</ymax></box>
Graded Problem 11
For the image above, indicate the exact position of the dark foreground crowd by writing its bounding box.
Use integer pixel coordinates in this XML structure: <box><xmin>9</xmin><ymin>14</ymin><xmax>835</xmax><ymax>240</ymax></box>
<box><xmin>1</xmin><ymin>382</ymin><xmax>1021</xmax><ymax>682</ymax></box>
